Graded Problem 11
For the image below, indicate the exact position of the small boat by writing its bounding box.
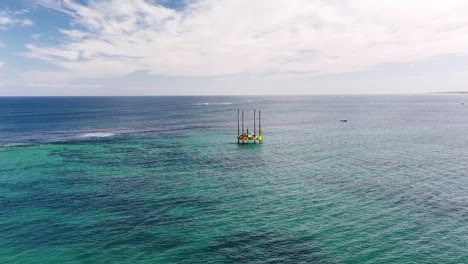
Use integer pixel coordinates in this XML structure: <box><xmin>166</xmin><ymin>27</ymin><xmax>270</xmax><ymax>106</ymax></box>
<box><xmin>340</xmin><ymin>118</ymin><xmax>348</xmax><ymax>122</ymax></box>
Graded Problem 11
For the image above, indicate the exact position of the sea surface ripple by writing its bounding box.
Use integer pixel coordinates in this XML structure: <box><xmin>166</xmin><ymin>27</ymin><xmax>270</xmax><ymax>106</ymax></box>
<box><xmin>1</xmin><ymin>95</ymin><xmax>468</xmax><ymax>263</ymax></box>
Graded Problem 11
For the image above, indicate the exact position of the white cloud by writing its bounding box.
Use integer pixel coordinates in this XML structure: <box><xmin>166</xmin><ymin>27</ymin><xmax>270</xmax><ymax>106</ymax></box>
<box><xmin>59</xmin><ymin>29</ymin><xmax>89</xmax><ymax>40</ymax></box>
<box><xmin>20</xmin><ymin>70</ymin><xmax>81</xmax><ymax>83</ymax></box>
<box><xmin>26</xmin><ymin>44</ymin><xmax>81</xmax><ymax>61</ymax></box>
<box><xmin>31</xmin><ymin>33</ymin><xmax>43</xmax><ymax>40</ymax></box>
<box><xmin>0</xmin><ymin>10</ymin><xmax>33</xmax><ymax>29</ymax></box>
<box><xmin>26</xmin><ymin>82</ymin><xmax>102</xmax><ymax>88</ymax></box>
<box><xmin>25</xmin><ymin>0</ymin><xmax>468</xmax><ymax>81</ymax></box>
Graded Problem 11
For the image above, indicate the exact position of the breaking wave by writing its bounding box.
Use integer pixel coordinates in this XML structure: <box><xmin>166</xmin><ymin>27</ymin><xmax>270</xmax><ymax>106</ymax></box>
<box><xmin>195</xmin><ymin>102</ymin><xmax>233</xmax><ymax>106</ymax></box>
<box><xmin>0</xmin><ymin>142</ymin><xmax>33</xmax><ymax>148</ymax></box>
<box><xmin>78</xmin><ymin>132</ymin><xmax>116</xmax><ymax>138</ymax></box>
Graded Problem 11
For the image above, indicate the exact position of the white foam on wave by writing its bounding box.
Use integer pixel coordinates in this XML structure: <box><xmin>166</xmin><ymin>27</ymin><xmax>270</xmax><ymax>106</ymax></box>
<box><xmin>195</xmin><ymin>102</ymin><xmax>233</xmax><ymax>106</ymax></box>
<box><xmin>78</xmin><ymin>132</ymin><xmax>115</xmax><ymax>138</ymax></box>
<box><xmin>1</xmin><ymin>142</ymin><xmax>32</xmax><ymax>148</ymax></box>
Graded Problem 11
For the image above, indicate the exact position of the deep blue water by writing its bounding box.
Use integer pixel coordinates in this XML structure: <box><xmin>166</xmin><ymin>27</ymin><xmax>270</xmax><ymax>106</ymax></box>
<box><xmin>1</xmin><ymin>95</ymin><xmax>468</xmax><ymax>263</ymax></box>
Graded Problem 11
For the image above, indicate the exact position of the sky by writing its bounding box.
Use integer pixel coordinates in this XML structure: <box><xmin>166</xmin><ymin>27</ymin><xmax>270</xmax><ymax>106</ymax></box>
<box><xmin>0</xmin><ymin>0</ymin><xmax>468</xmax><ymax>96</ymax></box>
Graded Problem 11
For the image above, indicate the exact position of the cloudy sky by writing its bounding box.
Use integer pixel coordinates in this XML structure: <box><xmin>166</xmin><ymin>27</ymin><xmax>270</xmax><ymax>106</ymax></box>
<box><xmin>1</xmin><ymin>0</ymin><xmax>468</xmax><ymax>95</ymax></box>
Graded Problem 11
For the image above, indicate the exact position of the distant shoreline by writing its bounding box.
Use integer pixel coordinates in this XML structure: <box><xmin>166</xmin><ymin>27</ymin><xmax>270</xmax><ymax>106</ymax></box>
<box><xmin>1</xmin><ymin>92</ymin><xmax>468</xmax><ymax>97</ymax></box>
<box><xmin>434</xmin><ymin>91</ymin><xmax>468</xmax><ymax>94</ymax></box>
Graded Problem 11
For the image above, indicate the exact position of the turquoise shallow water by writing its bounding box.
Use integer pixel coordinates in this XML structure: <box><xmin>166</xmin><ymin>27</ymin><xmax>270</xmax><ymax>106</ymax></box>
<box><xmin>1</xmin><ymin>95</ymin><xmax>468</xmax><ymax>263</ymax></box>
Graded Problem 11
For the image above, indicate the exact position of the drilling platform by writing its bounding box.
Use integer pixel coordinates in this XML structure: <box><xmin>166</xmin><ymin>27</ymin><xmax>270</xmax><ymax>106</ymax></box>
<box><xmin>237</xmin><ymin>109</ymin><xmax>262</xmax><ymax>144</ymax></box>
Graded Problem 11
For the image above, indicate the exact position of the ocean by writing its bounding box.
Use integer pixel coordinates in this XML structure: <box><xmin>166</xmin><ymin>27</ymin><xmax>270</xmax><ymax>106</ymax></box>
<box><xmin>1</xmin><ymin>95</ymin><xmax>467</xmax><ymax>263</ymax></box>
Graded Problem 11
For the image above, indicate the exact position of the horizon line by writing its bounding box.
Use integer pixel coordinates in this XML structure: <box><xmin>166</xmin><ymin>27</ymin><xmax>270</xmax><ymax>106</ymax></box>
<box><xmin>2</xmin><ymin>92</ymin><xmax>468</xmax><ymax>97</ymax></box>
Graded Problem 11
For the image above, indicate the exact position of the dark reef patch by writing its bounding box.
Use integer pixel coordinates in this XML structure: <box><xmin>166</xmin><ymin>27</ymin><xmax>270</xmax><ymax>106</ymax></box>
<box><xmin>206</xmin><ymin>231</ymin><xmax>332</xmax><ymax>263</ymax></box>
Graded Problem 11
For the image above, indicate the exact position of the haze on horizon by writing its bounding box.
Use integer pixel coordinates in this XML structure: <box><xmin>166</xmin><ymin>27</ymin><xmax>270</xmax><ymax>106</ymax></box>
<box><xmin>1</xmin><ymin>0</ymin><xmax>468</xmax><ymax>96</ymax></box>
